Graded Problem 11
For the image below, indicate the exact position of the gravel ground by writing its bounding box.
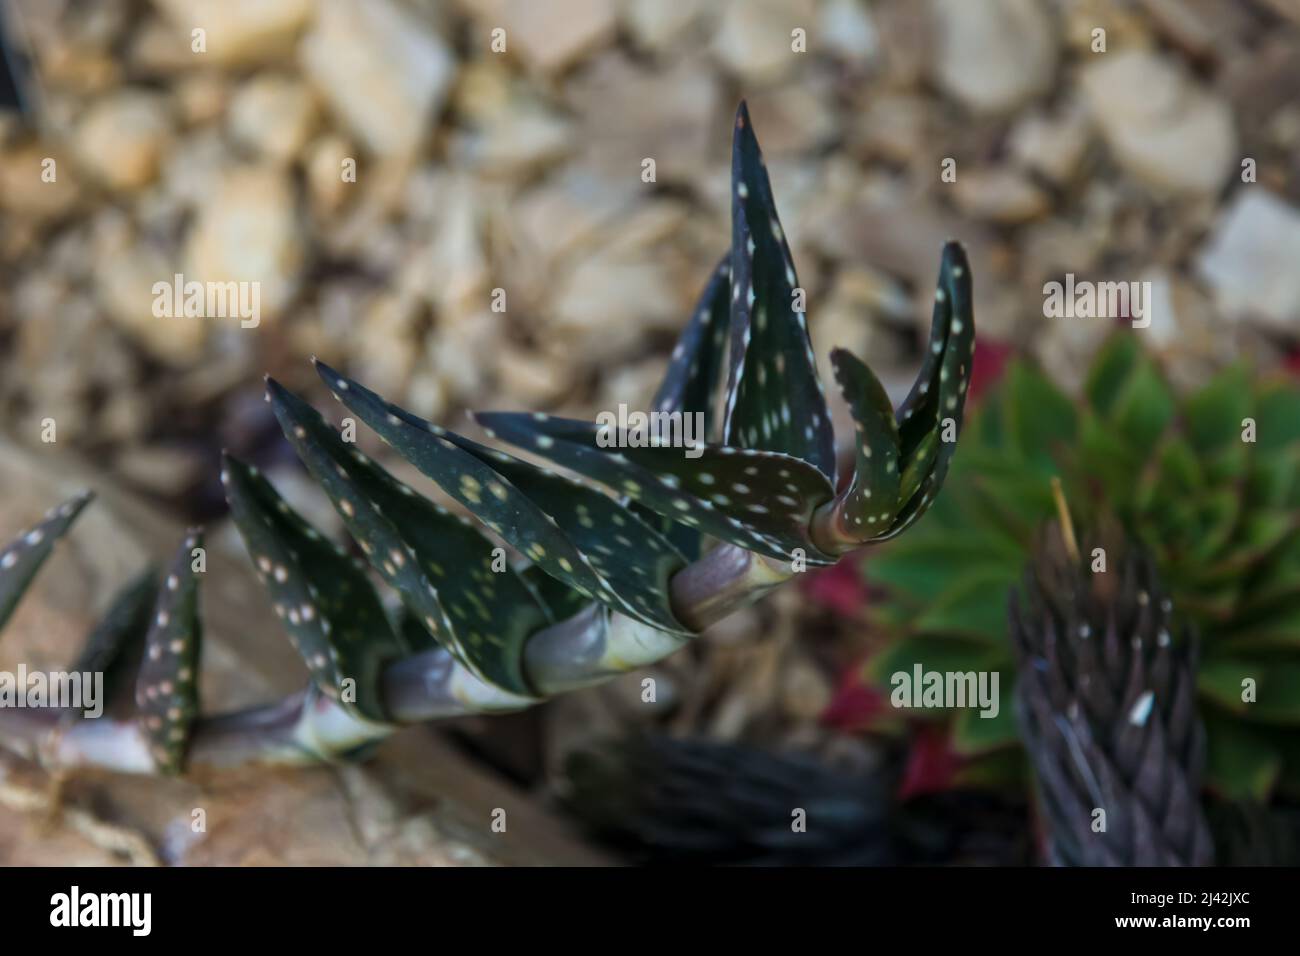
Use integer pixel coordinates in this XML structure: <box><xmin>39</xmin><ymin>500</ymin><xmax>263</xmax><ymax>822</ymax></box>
<box><xmin>1</xmin><ymin>0</ymin><xmax>1298</xmax><ymax>806</ymax></box>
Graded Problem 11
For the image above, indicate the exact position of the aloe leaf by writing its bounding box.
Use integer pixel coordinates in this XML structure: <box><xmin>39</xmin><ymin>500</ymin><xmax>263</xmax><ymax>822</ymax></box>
<box><xmin>868</xmin><ymin>532</ymin><xmax>1022</xmax><ymax>603</ymax></box>
<box><xmin>647</xmin><ymin>254</ymin><xmax>733</xmax><ymax>560</ymax></box>
<box><xmin>268</xmin><ymin>379</ymin><xmax>550</xmax><ymax>696</ymax></box>
<box><xmin>952</xmin><ymin>687</ymin><xmax>1020</xmax><ymax>755</ymax></box>
<box><xmin>521</xmin><ymin>565</ymin><xmax>592</xmax><ymax>623</ymax></box>
<box><xmin>473</xmin><ymin>412</ymin><xmax>837</xmax><ymax>565</ymax></box>
<box><xmin>823</xmin><ymin>347</ymin><xmax>901</xmax><ymax>542</ymax></box>
<box><xmin>0</xmin><ymin>491</ymin><xmax>93</xmax><ymax>633</ymax></box>
<box><xmin>71</xmin><ymin>567</ymin><xmax>158</xmax><ymax>714</ymax></box>
<box><xmin>1110</xmin><ymin>357</ymin><xmax>1176</xmax><ymax>450</ymax></box>
<box><xmin>652</xmin><ymin>254</ymin><xmax>731</xmax><ymax>440</ymax></box>
<box><xmin>1254</xmin><ymin>382</ymin><xmax>1300</xmax><ymax>453</ymax></box>
<box><xmin>313</xmin><ymin>361</ymin><xmax>692</xmax><ymax>634</ymax></box>
<box><xmin>723</xmin><ymin>102</ymin><xmax>835</xmax><ymax>481</ymax></box>
<box><xmin>461</xmin><ymin>445</ymin><xmax>688</xmax><ymax>631</ymax></box>
<box><xmin>134</xmin><ymin>533</ymin><xmax>203</xmax><ymax>775</ymax></box>
<box><xmin>1203</xmin><ymin>712</ymin><xmax>1281</xmax><ymax>800</ymax></box>
<box><xmin>1003</xmin><ymin>363</ymin><xmax>1077</xmax><ymax>464</ymax></box>
<box><xmin>911</xmin><ymin>567</ymin><xmax>1018</xmax><ymax>643</ymax></box>
<box><xmin>222</xmin><ymin>455</ymin><xmax>405</xmax><ymax>722</ymax></box>
<box><xmin>882</xmin><ymin>241</ymin><xmax>976</xmax><ymax>540</ymax></box>
<box><xmin>1197</xmin><ymin>658</ymin><xmax>1298</xmax><ymax>720</ymax></box>
<box><xmin>1185</xmin><ymin>365</ymin><xmax>1253</xmax><ymax>456</ymax></box>
<box><xmin>868</xmin><ymin>634</ymin><xmax>1005</xmax><ymax>686</ymax></box>
<box><xmin>1248</xmin><ymin>449</ymin><xmax>1300</xmax><ymax>510</ymax></box>
<box><xmin>1084</xmin><ymin>334</ymin><xmax>1141</xmax><ymax>418</ymax></box>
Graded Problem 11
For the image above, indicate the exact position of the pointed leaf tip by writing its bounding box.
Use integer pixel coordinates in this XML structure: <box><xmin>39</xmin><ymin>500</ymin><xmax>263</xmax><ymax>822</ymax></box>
<box><xmin>814</xmin><ymin>348</ymin><xmax>903</xmax><ymax>550</ymax></box>
<box><xmin>314</xmin><ymin>360</ymin><xmax>694</xmax><ymax>634</ymax></box>
<box><xmin>0</xmin><ymin>491</ymin><xmax>94</xmax><ymax>634</ymax></box>
<box><xmin>724</xmin><ymin>100</ymin><xmax>836</xmax><ymax>481</ymax></box>
<box><xmin>71</xmin><ymin>567</ymin><xmax>158</xmax><ymax>715</ymax></box>
<box><xmin>885</xmin><ymin>242</ymin><xmax>977</xmax><ymax>540</ymax></box>
<box><xmin>222</xmin><ymin>453</ymin><xmax>405</xmax><ymax>723</ymax></box>
<box><xmin>266</xmin><ymin>377</ymin><xmax>549</xmax><ymax>698</ymax></box>
<box><xmin>135</xmin><ymin>532</ymin><xmax>203</xmax><ymax>775</ymax></box>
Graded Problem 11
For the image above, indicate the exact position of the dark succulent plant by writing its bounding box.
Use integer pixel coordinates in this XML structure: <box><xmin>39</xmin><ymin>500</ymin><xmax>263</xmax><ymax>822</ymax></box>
<box><xmin>563</xmin><ymin>733</ymin><xmax>1033</xmax><ymax>866</ymax></box>
<box><xmin>0</xmin><ymin>104</ymin><xmax>974</xmax><ymax>777</ymax></box>
<box><xmin>1010</xmin><ymin>521</ymin><xmax>1214</xmax><ymax>866</ymax></box>
<box><xmin>866</xmin><ymin>335</ymin><xmax>1300</xmax><ymax>800</ymax></box>
<box><xmin>564</xmin><ymin>734</ymin><xmax>898</xmax><ymax>866</ymax></box>
<box><xmin>559</xmin><ymin>515</ymin><xmax>1297</xmax><ymax>868</ymax></box>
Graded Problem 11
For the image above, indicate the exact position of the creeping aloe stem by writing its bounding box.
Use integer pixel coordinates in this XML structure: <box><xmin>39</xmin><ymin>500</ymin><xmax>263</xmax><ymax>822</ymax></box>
<box><xmin>17</xmin><ymin>542</ymin><xmax>793</xmax><ymax>772</ymax></box>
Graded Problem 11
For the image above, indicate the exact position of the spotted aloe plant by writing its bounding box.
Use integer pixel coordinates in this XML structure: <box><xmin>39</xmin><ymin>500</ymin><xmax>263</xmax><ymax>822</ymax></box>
<box><xmin>0</xmin><ymin>104</ymin><xmax>974</xmax><ymax>775</ymax></box>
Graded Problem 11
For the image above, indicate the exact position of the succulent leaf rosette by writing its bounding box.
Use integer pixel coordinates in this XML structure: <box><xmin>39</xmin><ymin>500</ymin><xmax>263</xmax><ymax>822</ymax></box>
<box><xmin>0</xmin><ymin>105</ymin><xmax>974</xmax><ymax>776</ymax></box>
<box><xmin>867</xmin><ymin>335</ymin><xmax>1300</xmax><ymax>800</ymax></box>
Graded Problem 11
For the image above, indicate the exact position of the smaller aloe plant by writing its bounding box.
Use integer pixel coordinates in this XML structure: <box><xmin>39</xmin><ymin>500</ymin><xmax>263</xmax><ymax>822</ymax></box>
<box><xmin>1011</xmin><ymin>520</ymin><xmax>1214</xmax><ymax>866</ymax></box>
<box><xmin>0</xmin><ymin>104</ymin><xmax>974</xmax><ymax>777</ymax></box>
<box><xmin>865</xmin><ymin>335</ymin><xmax>1300</xmax><ymax>800</ymax></box>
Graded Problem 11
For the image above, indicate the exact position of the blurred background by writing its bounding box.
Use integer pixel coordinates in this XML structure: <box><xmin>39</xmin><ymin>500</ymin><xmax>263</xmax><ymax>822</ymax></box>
<box><xmin>1</xmin><ymin>0</ymin><xmax>1299</xmax><ymax>865</ymax></box>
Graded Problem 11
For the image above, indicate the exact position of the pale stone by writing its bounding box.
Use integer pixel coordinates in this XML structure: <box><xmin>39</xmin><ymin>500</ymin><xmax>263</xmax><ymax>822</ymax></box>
<box><xmin>511</xmin><ymin>170</ymin><xmax>639</xmax><ymax>264</ymax></box>
<box><xmin>622</xmin><ymin>0</ymin><xmax>710</xmax><ymax>52</ymax></box>
<box><xmin>1080</xmin><ymin>49</ymin><xmax>1236</xmax><ymax>196</ymax></box>
<box><xmin>497</xmin><ymin>347</ymin><xmax>573</xmax><ymax>406</ymax></box>
<box><xmin>450</xmin><ymin>94</ymin><xmax>572</xmax><ymax>177</ymax></box>
<box><xmin>812</xmin><ymin>273</ymin><xmax>884</xmax><ymax>395</ymax></box>
<box><xmin>549</xmin><ymin>251</ymin><xmax>677</xmax><ymax>363</ymax></box>
<box><xmin>73</xmin><ymin>90</ymin><xmax>172</xmax><ymax>190</ymax></box>
<box><xmin>159</xmin><ymin>129</ymin><xmax>231</xmax><ymax>208</ymax></box>
<box><xmin>741</xmin><ymin>85</ymin><xmax>838</xmax><ymax>156</ymax></box>
<box><xmin>712</xmin><ymin>0</ymin><xmax>817</xmax><ymax>84</ymax></box>
<box><xmin>353</xmin><ymin>292</ymin><xmax>420</xmax><ymax>391</ymax></box>
<box><xmin>92</xmin><ymin>216</ymin><xmax>207</xmax><ymax>366</ymax></box>
<box><xmin>465</xmin><ymin>0</ymin><xmax>618</xmax><ymax>74</ymax></box>
<box><xmin>185</xmin><ymin>166</ymin><xmax>303</xmax><ymax>322</ymax></box>
<box><xmin>1196</xmin><ymin>189</ymin><xmax>1300</xmax><ymax>331</ymax></box>
<box><xmin>300</xmin><ymin>0</ymin><xmax>455</xmax><ymax>157</ymax></box>
<box><xmin>566</xmin><ymin>53</ymin><xmax>720</xmax><ymax>183</ymax></box>
<box><xmin>304</xmin><ymin>134</ymin><xmax>355</xmax><ymax>215</ymax></box>
<box><xmin>153</xmin><ymin>0</ymin><xmax>313</xmax><ymax>67</ymax></box>
<box><xmin>1009</xmin><ymin>100</ymin><xmax>1091</xmax><ymax>184</ymax></box>
<box><xmin>819</xmin><ymin>0</ymin><xmax>881</xmax><ymax>66</ymax></box>
<box><xmin>423</xmin><ymin>179</ymin><xmax>489</xmax><ymax>315</ymax></box>
<box><xmin>849</xmin><ymin>93</ymin><xmax>935</xmax><ymax>166</ymax></box>
<box><xmin>228</xmin><ymin>75</ymin><xmax>317</xmax><ymax>164</ymax></box>
<box><xmin>173</xmin><ymin>72</ymin><xmax>229</xmax><ymax>125</ymax></box>
<box><xmin>0</xmin><ymin>144</ymin><xmax>80</xmax><ymax>219</ymax></box>
<box><xmin>952</xmin><ymin>169</ymin><xmax>1051</xmax><ymax>224</ymax></box>
<box><xmin>930</xmin><ymin>0</ymin><xmax>1056</xmax><ymax>114</ymax></box>
<box><xmin>428</xmin><ymin>312</ymin><xmax>503</xmax><ymax>398</ymax></box>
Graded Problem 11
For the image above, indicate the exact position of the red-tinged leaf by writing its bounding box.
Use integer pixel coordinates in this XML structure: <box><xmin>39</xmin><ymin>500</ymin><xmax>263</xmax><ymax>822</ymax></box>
<box><xmin>968</xmin><ymin>337</ymin><xmax>1013</xmax><ymax>402</ymax></box>
<box><xmin>800</xmin><ymin>560</ymin><xmax>870</xmax><ymax>617</ymax></box>
<box><xmin>898</xmin><ymin>722</ymin><xmax>966</xmax><ymax>799</ymax></box>
<box><xmin>821</xmin><ymin>657</ymin><xmax>890</xmax><ymax>732</ymax></box>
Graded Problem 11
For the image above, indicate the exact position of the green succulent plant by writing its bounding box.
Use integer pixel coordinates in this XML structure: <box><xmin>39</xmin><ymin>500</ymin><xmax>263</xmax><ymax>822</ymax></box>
<box><xmin>867</xmin><ymin>334</ymin><xmax>1300</xmax><ymax>800</ymax></box>
<box><xmin>0</xmin><ymin>104</ymin><xmax>974</xmax><ymax>777</ymax></box>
